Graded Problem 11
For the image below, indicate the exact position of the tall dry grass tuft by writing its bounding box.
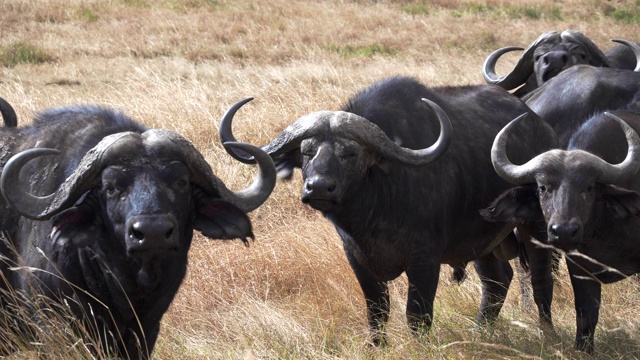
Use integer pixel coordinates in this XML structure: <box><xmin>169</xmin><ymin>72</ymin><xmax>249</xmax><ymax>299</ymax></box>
<box><xmin>1</xmin><ymin>0</ymin><xmax>640</xmax><ymax>358</ymax></box>
<box><xmin>0</xmin><ymin>233</ymin><xmax>146</xmax><ymax>359</ymax></box>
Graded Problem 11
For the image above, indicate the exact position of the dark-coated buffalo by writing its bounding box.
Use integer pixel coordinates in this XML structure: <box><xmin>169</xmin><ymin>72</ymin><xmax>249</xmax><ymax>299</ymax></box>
<box><xmin>523</xmin><ymin>64</ymin><xmax>640</xmax><ymax>147</ymax></box>
<box><xmin>0</xmin><ymin>105</ymin><xmax>276</xmax><ymax>358</ymax></box>
<box><xmin>218</xmin><ymin>76</ymin><xmax>556</xmax><ymax>344</ymax></box>
<box><xmin>512</xmin><ymin>50</ymin><xmax>640</xmax><ymax>303</ymax></box>
<box><xmin>0</xmin><ymin>96</ymin><xmax>17</xmax><ymax>127</ymax></box>
<box><xmin>482</xmin><ymin>111</ymin><xmax>640</xmax><ymax>353</ymax></box>
<box><xmin>483</xmin><ymin>30</ymin><xmax>640</xmax><ymax>97</ymax></box>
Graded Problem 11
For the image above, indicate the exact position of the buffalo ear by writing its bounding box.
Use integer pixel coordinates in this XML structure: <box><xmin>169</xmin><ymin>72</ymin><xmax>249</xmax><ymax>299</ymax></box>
<box><xmin>194</xmin><ymin>198</ymin><xmax>254</xmax><ymax>241</ymax></box>
<box><xmin>480</xmin><ymin>185</ymin><xmax>542</xmax><ymax>223</ymax></box>
<box><xmin>274</xmin><ymin>150</ymin><xmax>302</xmax><ymax>180</ymax></box>
<box><xmin>51</xmin><ymin>192</ymin><xmax>102</xmax><ymax>248</ymax></box>
<box><xmin>600</xmin><ymin>184</ymin><xmax>640</xmax><ymax>218</ymax></box>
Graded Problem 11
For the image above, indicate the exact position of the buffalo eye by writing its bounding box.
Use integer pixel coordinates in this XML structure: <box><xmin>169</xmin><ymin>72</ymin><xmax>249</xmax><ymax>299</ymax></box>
<box><xmin>581</xmin><ymin>185</ymin><xmax>595</xmax><ymax>199</ymax></box>
<box><xmin>300</xmin><ymin>146</ymin><xmax>316</xmax><ymax>158</ymax></box>
<box><xmin>105</xmin><ymin>184</ymin><xmax>118</xmax><ymax>197</ymax></box>
<box><xmin>537</xmin><ymin>185</ymin><xmax>547</xmax><ymax>196</ymax></box>
<box><xmin>175</xmin><ymin>177</ymin><xmax>189</xmax><ymax>191</ymax></box>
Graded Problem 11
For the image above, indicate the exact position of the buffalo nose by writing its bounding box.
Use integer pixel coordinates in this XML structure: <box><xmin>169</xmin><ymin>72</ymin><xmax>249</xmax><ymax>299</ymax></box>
<box><xmin>304</xmin><ymin>176</ymin><xmax>336</xmax><ymax>199</ymax></box>
<box><xmin>548</xmin><ymin>221</ymin><xmax>581</xmax><ymax>246</ymax></box>
<box><xmin>126</xmin><ymin>215</ymin><xmax>178</xmax><ymax>253</ymax></box>
<box><xmin>542</xmin><ymin>51</ymin><xmax>568</xmax><ymax>69</ymax></box>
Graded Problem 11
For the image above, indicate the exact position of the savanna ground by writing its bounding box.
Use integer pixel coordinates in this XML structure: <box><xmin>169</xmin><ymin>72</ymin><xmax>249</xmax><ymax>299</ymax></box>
<box><xmin>1</xmin><ymin>0</ymin><xmax>640</xmax><ymax>359</ymax></box>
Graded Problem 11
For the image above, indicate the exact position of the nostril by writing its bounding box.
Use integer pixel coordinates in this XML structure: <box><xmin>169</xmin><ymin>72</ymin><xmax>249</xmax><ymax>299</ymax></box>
<box><xmin>543</xmin><ymin>56</ymin><xmax>550</xmax><ymax>65</ymax></box>
<box><xmin>570</xmin><ymin>226</ymin><xmax>579</xmax><ymax>237</ymax></box>
<box><xmin>306</xmin><ymin>178</ymin><xmax>336</xmax><ymax>194</ymax></box>
<box><xmin>561</xmin><ymin>54</ymin><xmax>568</xmax><ymax>64</ymax></box>
<box><xmin>549</xmin><ymin>222</ymin><xmax>581</xmax><ymax>240</ymax></box>
<box><xmin>132</xmin><ymin>228</ymin><xmax>145</xmax><ymax>242</ymax></box>
<box><xmin>127</xmin><ymin>216</ymin><xmax>178</xmax><ymax>251</ymax></box>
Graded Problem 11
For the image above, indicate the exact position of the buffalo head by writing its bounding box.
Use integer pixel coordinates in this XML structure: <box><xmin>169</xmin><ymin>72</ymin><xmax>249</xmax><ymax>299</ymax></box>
<box><xmin>482</xmin><ymin>112</ymin><xmax>640</xmax><ymax>251</ymax></box>
<box><xmin>0</xmin><ymin>130</ymin><xmax>276</xmax><ymax>288</ymax></box>
<box><xmin>218</xmin><ymin>97</ymin><xmax>452</xmax><ymax>213</ymax></box>
<box><xmin>482</xmin><ymin>31</ymin><xmax>640</xmax><ymax>96</ymax></box>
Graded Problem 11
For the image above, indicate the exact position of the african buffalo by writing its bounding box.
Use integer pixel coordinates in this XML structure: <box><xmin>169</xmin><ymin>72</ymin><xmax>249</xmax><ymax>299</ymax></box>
<box><xmin>506</xmin><ymin>46</ymin><xmax>640</xmax><ymax>304</ymax></box>
<box><xmin>0</xmin><ymin>105</ymin><xmax>276</xmax><ymax>358</ymax></box>
<box><xmin>482</xmin><ymin>111</ymin><xmax>640</xmax><ymax>353</ymax></box>
<box><xmin>218</xmin><ymin>76</ymin><xmax>556</xmax><ymax>344</ymax></box>
<box><xmin>0</xmin><ymin>96</ymin><xmax>17</xmax><ymax>127</ymax></box>
<box><xmin>483</xmin><ymin>30</ymin><xmax>640</xmax><ymax>97</ymax></box>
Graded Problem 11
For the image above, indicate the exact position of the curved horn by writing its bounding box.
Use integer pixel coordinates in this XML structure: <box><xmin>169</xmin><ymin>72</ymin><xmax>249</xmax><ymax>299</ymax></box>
<box><xmin>1</xmin><ymin>133</ymin><xmax>137</xmax><ymax>220</ymax></box>
<box><xmin>218</xmin><ymin>141</ymin><xmax>276</xmax><ymax>212</ymax></box>
<box><xmin>611</xmin><ymin>38</ymin><xmax>640</xmax><ymax>72</ymax></box>
<box><xmin>3</xmin><ymin>131</ymin><xmax>278</xmax><ymax>220</ymax></box>
<box><xmin>491</xmin><ymin>113</ymin><xmax>562</xmax><ymax>184</ymax></box>
<box><xmin>493</xmin><ymin>112</ymin><xmax>640</xmax><ymax>185</ymax></box>
<box><xmin>483</xmin><ymin>31</ymin><xmax>561</xmax><ymax>91</ymax></box>
<box><xmin>220</xmin><ymin>98</ymin><xmax>327</xmax><ymax>164</ymax></box>
<box><xmin>148</xmin><ymin>129</ymin><xmax>276</xmax><ymax>213</ymax></box>
<box><xmin>0</xmin><ymin>97</ymin><xmax>17</xmax><ymax>128</ymax></box>
<box><xmin>331</xmin><ymin>98</ymin><xmax>452</xmax><ymax>166</ymax></box>
<box><xmin>1</xmin><ymin>148</ymin><xmax>62</xmax><ymax>219</ymax></box>
<box><xmin>221</xmin><ymin>97</ymin><xmax>452</xmax><ymax>167</ymax></box>
<box><xmin>595</xmin><ymin>112</ymin><xmax>640</xmax><ymax>183</ymax></box>
<box><xmin>482</xmin><ymin>46</ymin><xmax>528</xmax><ymax>89</ymax></box>
<box><xmin>219</xmin><ymin>97</ymin><xmax>255</xmax><ymax>164</ymax></box>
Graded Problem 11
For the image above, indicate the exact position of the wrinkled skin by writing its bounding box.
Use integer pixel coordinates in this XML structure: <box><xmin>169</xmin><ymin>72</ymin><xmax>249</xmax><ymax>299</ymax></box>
<box><xmin>483</xmin><ymin>111</ymin><xmax>640</xmax><ymax>353</ymax></box>
<box><xmin>0</xmin><ymin>106</ymin><xmax>273</xmax><ymax>358</ymax></box>
<box><xmin>220</xmin><ymin>76</ymin><xmax>557</xmax><ymax>344</ymax></box>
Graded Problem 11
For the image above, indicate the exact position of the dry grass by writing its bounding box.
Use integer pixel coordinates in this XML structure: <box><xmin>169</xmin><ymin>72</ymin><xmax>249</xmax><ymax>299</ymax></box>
<box><xmin>1</xmin><ymin>0</ymin><xmax>640</xmax><ymax>359</ymax></box>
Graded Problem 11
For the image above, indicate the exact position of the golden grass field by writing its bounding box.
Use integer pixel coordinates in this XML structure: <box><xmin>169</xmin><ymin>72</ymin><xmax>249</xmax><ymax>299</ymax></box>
<box><xmin>1</xmin><ymin>0</ymin><xmax>640</xmax><ymax>359</ymax></box>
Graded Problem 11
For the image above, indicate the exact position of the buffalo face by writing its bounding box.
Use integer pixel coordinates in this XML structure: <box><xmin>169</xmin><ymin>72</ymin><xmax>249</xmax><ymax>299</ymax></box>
<box><xmin>529</xmin><ymin>158</ymin><xmax>599</xmax><ymax>249</ymax></box>
<box><xmin>102</xmin><ymin>161</ymin><xmax>194</xmax><ymax>288</ymax></box>
<box><xmin>484</xmin><ymin>112</ymin><xmax>640</xmax><ymax>251</ymax></box>
<box><xmin>49</xmin><ymin>161</ymin><xmax>199</xmax><ymax>289</ymax></box>
<box><xmin>483</xmin><ymin>30</ymin><xmax>611</xmax><ymax>95</ymax></box>
<box><xmin>533</xmin><ymin>39</ymin><xmax>591</xmax><ymax>85</ymax></box>
<box><xmin>300</xmin><ymin>137</ymin><xmax>375</xmax><ymax>212</ymax></box>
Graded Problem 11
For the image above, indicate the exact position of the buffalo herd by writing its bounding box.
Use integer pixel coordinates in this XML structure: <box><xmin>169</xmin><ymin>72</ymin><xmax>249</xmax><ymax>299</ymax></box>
<box><xmin>1</xmin><ymin>29</ymin><xmax>639</xmax><ymax>357</ymax></box>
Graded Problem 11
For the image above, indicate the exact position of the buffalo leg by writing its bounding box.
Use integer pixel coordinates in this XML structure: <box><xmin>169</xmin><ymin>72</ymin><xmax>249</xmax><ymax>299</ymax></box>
<box><xmin>566</xmin><ymin>258</ymin><xmax>601</xmax><ymax>354</ymax></box>
<box><xmin>519</xmin><ymin>232</ymin><xmax>554</xmax><ymax>326</ymax></box>
<box><xmin>345</xmin><ymin>251</ymin><xmax>390</xmax><ymax>345</ymax></box>
<box><xmin>473</xmin><ymin>252</ymin><xmax>513</xmax><ymax>324</ymax></box>
<box><xmin>494</xmin><ymin>231</ymin><xmax>535</xmax><ymax>311</ymax></box>
<box><xmin>404</xmin><ymin>261</ymin><xmax>440</xmax><ymax>335</ymax></box>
